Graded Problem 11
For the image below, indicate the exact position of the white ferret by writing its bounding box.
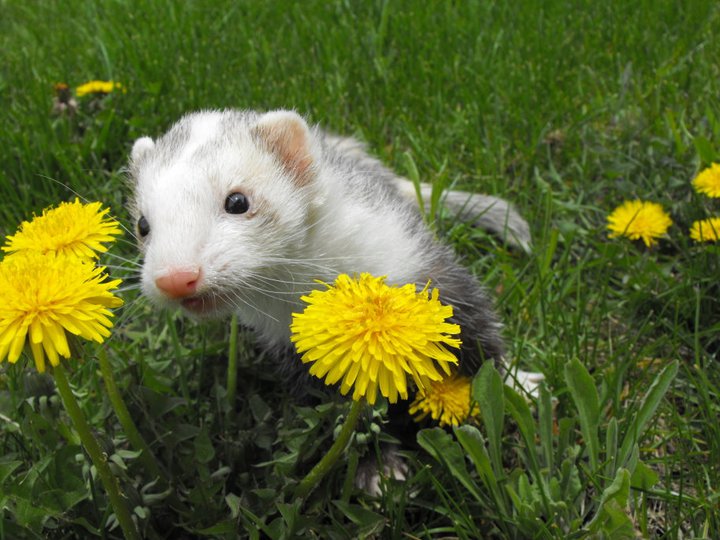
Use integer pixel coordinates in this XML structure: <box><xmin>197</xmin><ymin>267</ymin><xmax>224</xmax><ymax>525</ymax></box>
<box><xmin>129</xmin><ymin>110</ymin><xmax>531</xmax><ymax>381</ymax></box>
<box><xmin>129</xmin><ymin>109</ymin><xmax>538</xmax><ymax>492</ymax></box>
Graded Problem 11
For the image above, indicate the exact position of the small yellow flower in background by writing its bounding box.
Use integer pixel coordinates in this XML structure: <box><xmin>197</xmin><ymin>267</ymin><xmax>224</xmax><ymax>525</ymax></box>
<box><xmin>607</xmin><ymin>200</ymin><xmax>673</xmax><ymax>247</ymax></box>
<box><xmin>690</xmin><ymin>217</ymin><xmax>720</xmax><ymax>243</ymax></box>
<box><xmin>75</xmin><ymin>80</ymin><xmax>125</xmax><ymax>97</ymax></box>
<box><xmin>0</xmin><ymin>251</ymin><xmax>123</xmax><ymax>372</ymax></box>
<box><xmin>692</xmin><ymin>163</ymin><xmax>720</xmax><ymax>198</ymax></box>
<box><xmin>3</xmin><ymin>198</ymin><xmax>121</xmax><ymax>260</ymax></box>
<box><xmin>290</xmin><ymin>273</ymin><xmax>461</xmax><ymax>405</ymax></box>
<box><xmin>52</xmin><ymin>82</ymin><xmax>78</xmax><ymax>116</ymax></box>
<box><xmin>409</xmin><ymin>373</ymin><xmax>479</xmax><ymax>427</ymax></box>
<box><xmin>53</xmin><ymin>82</ymin><xmax>72</xmax><ymax>100</ymax></box>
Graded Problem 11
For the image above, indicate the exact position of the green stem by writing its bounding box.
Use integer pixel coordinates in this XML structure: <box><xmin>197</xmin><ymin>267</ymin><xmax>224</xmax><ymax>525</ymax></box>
<box><xmin>53</xmin><ymin>363</ymin><xmax>141</xmax><ymax>540</ymax></box>
<box><xmin>166</xmin><ymin>312</ymin><xmax>191</xmax><ymax>406</ymax></box>
<box><xmin>97</xmin><ymin>347</ymin><xmax>166</xmax><ymax>483</ymax></box>
<box><xmin>226</xmin><ymin>314</ymin><xmax>239</xmax><ymax>408</ymax></box>
<box><xmin>294</xmin><ymin>399</ymin><xmax>364</xmax><ymax>499</ymax></box>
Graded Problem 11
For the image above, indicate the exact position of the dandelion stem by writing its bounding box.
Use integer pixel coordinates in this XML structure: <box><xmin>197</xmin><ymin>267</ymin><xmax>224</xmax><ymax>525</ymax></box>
<box><xmin>226</xmin><ymin>314</ymin><xmax>239</xmax><ymax>408</ymax></box>
<box><xmin>97</xmin><ymin>347</ymin><xmax>166</xmax><ymax>483</ymax></box>
<box><xmin>294</xmin><ymin>399</ymin><xmax>364</xmax><ymax>499</ymax></box>
<box><xmin>53</xmin><ymin>362</ymin><xmax>141</xmax><ymax>540</ymax></box>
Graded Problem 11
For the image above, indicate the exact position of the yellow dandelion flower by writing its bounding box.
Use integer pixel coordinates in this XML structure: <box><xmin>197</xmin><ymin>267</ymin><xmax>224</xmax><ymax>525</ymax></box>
<box><xmin>75</xmin><ymin>80</ymin><xmax>125</xmax><ymax>97</ymax></box>
<box><xmin>409</xmin><ymin>373</ymin><xmax>479</xmax><ymax>427</ymax></box>
<box><xmin>290</xmin><ymin>273</ymin><xmax>461</xmax><ymax>405</ymax></box>
<box><xmin>690</xmin><ymin>217</ymin><xmax>720</xmax><ymax>242</ymax></box>
<box><xmin>607</xmin><ymin>200</ymin><xmax>672</xmax><ymax>247</ymax></box>
<box><xmin>0</xmin><ymin>251</ymin><xmax>123</xmax><ymax>373</ymax></box>
<box><xmin>692</xmin><ymin>163</ymin><xmax>720</xmax><ymax>198</ymax></box>
<box><xmin>3</xmin><ymin>198</ymin><xmax>121</xmax><ymax>260</ymax></box>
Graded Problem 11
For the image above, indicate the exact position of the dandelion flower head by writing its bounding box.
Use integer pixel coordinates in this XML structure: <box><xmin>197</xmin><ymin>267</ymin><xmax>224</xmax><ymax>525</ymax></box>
<box><xmin>690</xmin><ymin>217</ymin><xmax>720</xmax><ymax>243</ymax></box>
<box><xmin>53</xmin><ymin>82</ymin><xmax>71</xmax><ymax>98</ymax></box>
<box><xmin>0</xmin><ymin>251</ymin><xmax>123</xmax><ymax>372</ymax></box>
<box><xmin>409</xmin><ymin>373</ymin><xmax>479</xmax><ymax>427</ymax></box>
<box><xmin>3</xmin><ymin>198</ymin><xmax>121</xmax><ymax>260</ymax></box>
<box><xmin>75</xmin><ymin>80</ymin><xmax>125</xmax><ymax>97</ymax></box>
<box><xmin>290</xmin><ymin>273</ymin><xmax>461</xmax><ymax>405</ymax></box>
<box><xmin>607</xmin><ymin>200</ymin><xmax>672</xmax><ymax>247</ymax></box>
<box><xmin>692</xmin><ymin>163</ymin><xmax>720</xmax><ymax>198</ymax></box>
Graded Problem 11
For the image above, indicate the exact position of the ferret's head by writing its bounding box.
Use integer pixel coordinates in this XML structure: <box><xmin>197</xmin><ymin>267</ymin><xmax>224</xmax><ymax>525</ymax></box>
<box><xmin>129</xmin><ymin>109</ymin><xmax>320</xmax><ymax>320</ymax></box>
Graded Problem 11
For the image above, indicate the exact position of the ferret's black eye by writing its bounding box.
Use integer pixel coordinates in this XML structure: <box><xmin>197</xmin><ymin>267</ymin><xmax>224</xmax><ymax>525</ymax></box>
<box><xmin>225</xmin><ymin>192</ymin><xmax>250</xmax><ymax>214</ymax></box>
<box><xmin>137</xmin><ymin>216</ymin><xmax>150</xmax><ymax>237</ymax></box>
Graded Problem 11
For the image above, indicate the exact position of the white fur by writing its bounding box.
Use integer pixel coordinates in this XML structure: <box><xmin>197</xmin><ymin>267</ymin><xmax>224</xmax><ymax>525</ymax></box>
<box><xmin>131</xmin><ymin>110</ymin><xmax>530</xmax><ymax>351</ymax></box>
<box><xmin>134</xmin><ymin>111</ymin><xmax>412</xmax><ymax>344</ymax></box>
<box><xmin>131</xmin><ymin>136</ymin><xmax>155</xmax><ymax>161</ymax></box>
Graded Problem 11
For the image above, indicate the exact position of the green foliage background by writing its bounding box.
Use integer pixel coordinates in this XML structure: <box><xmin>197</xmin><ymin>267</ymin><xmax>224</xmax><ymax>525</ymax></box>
<box><xmin>1</xmin><ymin>0</ymin><xmax>719</xmax><ymax>538</ymax></box>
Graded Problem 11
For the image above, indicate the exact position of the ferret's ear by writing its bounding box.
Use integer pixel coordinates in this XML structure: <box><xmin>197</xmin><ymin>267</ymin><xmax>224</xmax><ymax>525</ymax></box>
<box><xmin>252</xmin><ymin>110</ymin><xmax>315</xmax><ymax>186</ymax></box>
<box><xmin>131</xmin><ymin>136</ymin><xmax>155</xmax><ymax>162</ymax></box>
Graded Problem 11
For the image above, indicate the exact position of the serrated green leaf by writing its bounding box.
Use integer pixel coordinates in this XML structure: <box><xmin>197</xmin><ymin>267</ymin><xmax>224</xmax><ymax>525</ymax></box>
<box><xmin>559</xmin><ymin>457</ymin><xmax>582</xmax><ymax>501</ymax></box>
<box><xmin>194</xmin><ymin>427</ymin><xmax>216</xmax><ymax>464</ymax></box>
<box><xmin>139</xmin><ymin>387</ymin><xmax>187</xmax><ymax>417</ymax></box>
<box><xmin>518</xmin><ymin>472</ymin><xmax>532</xmax><ymax>502</ymax></box>
<box><xmin>557</xmin><ymin>417</ymin><xmax>574</xmax><ymax>458</ymax></box>
<box><xmin>226</xmin><ymin>493</ymin><xmax>241</xmax><ymax>518</ymax></box>
<box><xmin>588</xmin><ymin>468</ymin><xmax>632</xmax><ymax>536</ymax></box>
<box><xmin>333</xmin><ymin>500</ymin><xmax>385</xmax><ymax>531</ymax></box>
<box><xmin>42</xmin><ymin>487</ymin><xmax>88</xmax><ymax>513</ymax></box>
<box><xmin>602</xmin><ymin>468</ymin><xmax>631</xmax><ymax>506</ymax></box>
<box><xmin>630</xmin><ymin>460</ymin><xmax>659</xmax><ymax>490</ymax></box>
<box><xmin>417</xmin><ymin>428</ymin><xmax>482</xmax><ymax>501</ymax></box>
<box><xmin>249</xmin><ymin>394</ymin><xmax>272</xmax><ymax>423</ymax></box>
<box><xmin>277</xmin><ymin>501</ymin><xmax>301</xmax><ymax>532</ymax></box>
<box><xmin>266</xmin><ymin>517</ymin><xmax>285</xmax><ymax>539</ymax></box>
<box><xmin>250</xmin><ymin>488</ymin><xmax>279</xmax><ymax>501</ymax></box>
<box><xmin>13</xmin><ymin>496</ymin><xmax>58</xmax><ymax>530</ymax></box>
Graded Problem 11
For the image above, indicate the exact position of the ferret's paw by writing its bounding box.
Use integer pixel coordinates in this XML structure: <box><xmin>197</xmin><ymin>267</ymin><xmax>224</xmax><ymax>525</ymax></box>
<box><xmin>355</xmin><ymin>445</ymin><xmax>408</xmax><ymax>497</ymax></box>
<box><xmin>505</xmin><ymin>368</ymin><xmax>545</xmax><ymax>398</ymax></box>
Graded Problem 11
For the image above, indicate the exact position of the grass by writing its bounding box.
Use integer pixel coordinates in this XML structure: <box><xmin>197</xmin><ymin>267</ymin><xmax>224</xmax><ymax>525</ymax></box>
<box><xmin>1</xmin><ymin>0</ymin><xmax>719</xmax><ymax>537</ymax></box>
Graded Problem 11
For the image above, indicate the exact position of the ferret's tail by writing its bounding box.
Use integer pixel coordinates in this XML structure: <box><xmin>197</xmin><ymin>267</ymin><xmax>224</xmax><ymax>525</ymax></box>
<box><xmin>393</xmin><ymin>179</ymin><xmax>532</xmax><ymax>252</ymax></box>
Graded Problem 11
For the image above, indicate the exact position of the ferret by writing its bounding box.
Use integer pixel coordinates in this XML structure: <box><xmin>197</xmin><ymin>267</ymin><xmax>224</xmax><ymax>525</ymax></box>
<box><xmin>128</xmin><ymin>109</ymin><xmax>536</xmax><ymax>491</ymax></box>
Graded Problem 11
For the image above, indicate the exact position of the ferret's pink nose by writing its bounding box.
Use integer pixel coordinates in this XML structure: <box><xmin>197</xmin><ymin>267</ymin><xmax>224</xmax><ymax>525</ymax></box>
<box><xmin>155</xmin><ymin>269</ymin><xmax>201</xmax><ymax>299</ymax></box>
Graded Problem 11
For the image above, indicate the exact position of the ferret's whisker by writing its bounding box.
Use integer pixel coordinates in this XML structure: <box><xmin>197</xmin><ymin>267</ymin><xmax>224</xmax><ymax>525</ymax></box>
<box><xmin>226</xmin><ymin>288</ymin><xmax>280</xmax><ymax>324</ymax></box>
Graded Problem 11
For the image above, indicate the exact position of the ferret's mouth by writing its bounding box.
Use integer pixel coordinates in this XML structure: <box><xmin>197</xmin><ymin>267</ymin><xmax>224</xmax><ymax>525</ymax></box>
<box><xmin>180</xmin><ymin>294</ymin><xmax>219</xmax><ymax>316</ymax></box>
